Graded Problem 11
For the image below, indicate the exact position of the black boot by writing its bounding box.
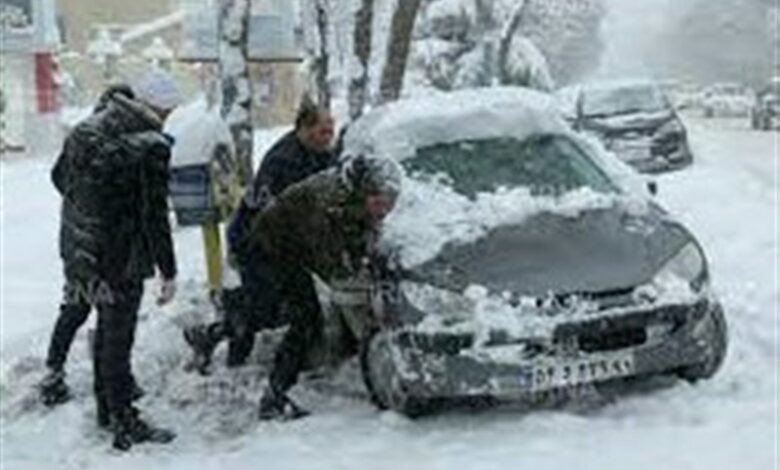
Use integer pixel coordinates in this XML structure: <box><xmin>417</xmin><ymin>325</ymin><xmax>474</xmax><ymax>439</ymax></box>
<box><xmin>39</xmin><ymin>368</ymin><xmax>71</xmax><ymax>407</ymax></box>
<box><xmin>183</xmin><ymin>323</ymin><xmax>223</xmax><ymax>375</ymax></box>
<box><xmin>258</xmin><ymin>387</ymin><xmax>310</xmax><ymax>421</ymax></box>
<box><xmin>130</xmin><ymin>377</ymin><xmax>145</xmax><ymax>401</ymax></box>
<box><xmin>111</xmin><ymin>407</ymin><xmax>176</xmax><ymax>451</ymax></box>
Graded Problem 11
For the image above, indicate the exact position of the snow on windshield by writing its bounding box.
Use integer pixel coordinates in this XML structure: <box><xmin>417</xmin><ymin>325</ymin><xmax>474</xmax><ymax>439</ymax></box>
<box><xmin>583</xmin><ymin>84</ymin><xmax>667</xmax><ymax>117</ymax></box>
<box><xmin>349</xmin><ymin>88</ymin><xmax>651</xmax><ymax>268</ymax></box>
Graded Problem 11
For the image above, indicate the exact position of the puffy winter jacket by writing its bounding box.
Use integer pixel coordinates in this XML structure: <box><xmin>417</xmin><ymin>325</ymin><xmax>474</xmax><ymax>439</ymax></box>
<box><xmin>52</xmin><ymin>86</ymin><xmax>177</xmax><ymax>283</ymax></box>
<box><xmin>227</xmin><ymin>131</ymin><xmax>336</xmax><ymax>257</ymax></box>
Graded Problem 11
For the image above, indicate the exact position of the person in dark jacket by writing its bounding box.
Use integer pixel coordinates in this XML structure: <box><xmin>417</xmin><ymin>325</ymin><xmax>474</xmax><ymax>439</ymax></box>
<box><xmin>253</xmin><ymin>156</ymin><xmax>401</xmax><ymax>419</ymax></box>
<box><xmin>39</xmin><ymin>69</ymin><xmax>181</xmax><ymax>451</ymax></box>
<box><xmin>189</xmin><ymin>155</ymin><xmax>402</xmax><ymax>419</ymax></box>
<box><xmin>184</xmin><ymin>99</ymin><xmax>337</xmax><ymax>370</ymax></box>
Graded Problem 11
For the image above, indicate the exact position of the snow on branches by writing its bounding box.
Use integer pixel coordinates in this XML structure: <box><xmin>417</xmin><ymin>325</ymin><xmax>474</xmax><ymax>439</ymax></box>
<box><xmin>412</xmin><ymin>0</ymin><xmax>605</xmax><ymax>91</ymax></box>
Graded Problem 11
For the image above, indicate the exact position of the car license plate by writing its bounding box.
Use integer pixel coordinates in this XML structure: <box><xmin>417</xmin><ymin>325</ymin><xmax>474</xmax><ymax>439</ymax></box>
<box><xmin>529</xmin><ymin>355</ymin><xmax>635</xmax><ymax>392</ymax></box>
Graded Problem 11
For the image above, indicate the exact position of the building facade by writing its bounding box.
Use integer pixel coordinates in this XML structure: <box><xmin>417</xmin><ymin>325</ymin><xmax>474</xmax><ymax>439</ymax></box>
<box><xmin>1</xmin><ymin>0</ymin><xmax>61</xmax><ymax>158</ymax></box>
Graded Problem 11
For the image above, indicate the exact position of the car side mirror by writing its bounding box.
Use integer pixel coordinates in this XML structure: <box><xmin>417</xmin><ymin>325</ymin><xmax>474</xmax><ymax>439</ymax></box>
<box><xmin>647</xmin><ymin>180</ymin><xmax>659</xmax><ymax>197</ymax></box>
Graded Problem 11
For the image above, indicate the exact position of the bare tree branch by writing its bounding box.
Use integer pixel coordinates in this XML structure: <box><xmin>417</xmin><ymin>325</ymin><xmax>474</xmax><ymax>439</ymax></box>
<box><xmin>348</xmin><ymin>0</ymin><xmax>374</xmax><ymax>120</ymax></box>
<box><xmin>313</xmin><ymin>0</ymin><xmax>331</xmax><ymax>111</ymax></box>
<box><xmin>378</xmin><ymin>0</ymin><xmax>423</xmax><ymax>104</ymax></box>
<box><xmin>497</xmin><ymin>0</ymin><xmax>530</xmax><ymax>85</ymax></box>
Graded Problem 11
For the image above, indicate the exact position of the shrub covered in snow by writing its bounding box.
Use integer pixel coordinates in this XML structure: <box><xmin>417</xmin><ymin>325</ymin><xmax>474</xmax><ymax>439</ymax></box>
<box><xmin>411</xmin><ymin>0</ymin><xmax>605</xmax><ymax>91</ymax></box>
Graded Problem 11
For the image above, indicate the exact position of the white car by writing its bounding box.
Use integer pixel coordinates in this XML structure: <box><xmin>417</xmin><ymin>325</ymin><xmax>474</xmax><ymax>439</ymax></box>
<box><xmin>700</xmin><ymin>83</ymin><xmax>754</xmax><ymax>118</ymax></box>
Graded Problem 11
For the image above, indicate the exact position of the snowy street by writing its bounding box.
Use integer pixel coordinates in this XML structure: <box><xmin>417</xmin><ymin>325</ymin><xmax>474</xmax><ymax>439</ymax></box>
<box><xmin>0</xmin><ymin>116</ymin><xmax>777</xmax><ymax>470</ymax></box>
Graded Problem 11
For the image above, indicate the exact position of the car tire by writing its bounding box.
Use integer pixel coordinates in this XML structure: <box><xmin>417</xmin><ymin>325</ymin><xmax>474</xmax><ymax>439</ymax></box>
<box><xmin>360</xmin><ymin>331</ymin><xmax>436</xmax><ymax>418</ymax></box>
<box><xmin>677</xmin><ymin>306</ymin><xmax>728</xmax><ymax>383</ymax></box>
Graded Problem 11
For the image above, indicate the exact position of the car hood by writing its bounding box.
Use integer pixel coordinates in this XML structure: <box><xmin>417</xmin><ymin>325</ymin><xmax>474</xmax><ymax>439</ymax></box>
<box><xmin>408</xmin><ymin>205</ymin><xmax>692</xmax><ymax>297</ymax></box>
<box><xmin>584</xmin><ymin>110</ymin><xmax>674</xmax><ymax>135</ymax></box>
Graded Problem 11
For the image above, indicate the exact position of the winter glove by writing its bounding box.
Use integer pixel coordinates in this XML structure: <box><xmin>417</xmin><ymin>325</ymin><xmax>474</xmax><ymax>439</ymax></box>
<box><xmin>156</xmin><ymin>277</ymin><xmax>177</xmax><ymax>306</ymax></box>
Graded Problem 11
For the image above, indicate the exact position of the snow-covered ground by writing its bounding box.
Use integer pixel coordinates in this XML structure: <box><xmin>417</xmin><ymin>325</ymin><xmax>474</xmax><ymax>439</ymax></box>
<box><xmin>0</xmin><ymin>117</ymin><xmax>777</xmax><ymax>469</ymax></box>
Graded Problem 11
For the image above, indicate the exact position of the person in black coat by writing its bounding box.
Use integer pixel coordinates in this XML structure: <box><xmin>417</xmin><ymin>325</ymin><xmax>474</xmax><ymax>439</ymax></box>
<box><xmin>185</xmin><ymin>99</ymin><xmax>337</xmax><ymax>371</ymax></box>
<box><xmin>39</xmin><ymin>69</ymin><xmax>181</xmax><ymax>451</ymax></box>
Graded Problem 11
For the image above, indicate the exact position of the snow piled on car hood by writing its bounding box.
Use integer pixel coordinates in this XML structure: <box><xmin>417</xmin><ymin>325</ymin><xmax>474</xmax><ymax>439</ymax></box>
<box><xmin>405</xmin><ymin>271</ymin><xmax>701</xmax><ymax>347</ymax></box>
<box><xmin>382</xmin><ymin>177</ymin><xmax>646</xmax><ymax>268</ymax></box>
<box><xmin>587</xmin><ymin>109</ymin><xmax>674</xmax><ymax>130</ymax></box>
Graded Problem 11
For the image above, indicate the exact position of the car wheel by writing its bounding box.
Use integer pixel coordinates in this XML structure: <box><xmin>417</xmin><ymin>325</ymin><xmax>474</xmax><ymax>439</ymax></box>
<box><xmin>677</xmin><ymin>307</ymin><xmax>728</xmax><ymax>382</ymax></box>
<box><xmin>360</xmin><ymin>331</ymin><xmax>436</xmax><ymax>418</ymax></box>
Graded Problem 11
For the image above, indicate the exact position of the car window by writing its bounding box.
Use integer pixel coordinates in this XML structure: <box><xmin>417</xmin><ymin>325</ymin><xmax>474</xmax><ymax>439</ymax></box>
<box><xmin>403</xmin><ymin>134</ymin><xmax>618</xmax><ymax>199</ymax></box>
<box><xmin>582</xmin><ymin>85</ymin><xmax>667</xmax><ymax>117</ymax></box>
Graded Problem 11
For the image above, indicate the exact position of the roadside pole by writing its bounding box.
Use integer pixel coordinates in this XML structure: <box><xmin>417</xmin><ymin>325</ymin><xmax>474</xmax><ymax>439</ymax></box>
<box><xmin>199</xmin><ymin>0</ymin><xmax>254</xmax><ymax>300</ymax></box>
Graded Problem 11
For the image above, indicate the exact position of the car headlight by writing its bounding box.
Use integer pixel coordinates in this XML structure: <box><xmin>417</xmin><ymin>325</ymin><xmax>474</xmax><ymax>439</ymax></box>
<box><xmin>656</xmin><ymin>118</ymin><xmax>685</xmax><ymax>139</ymax></box>
<box><xmin>659</xmin><ymin>242</ymin><xmax>705</xmax><ymax>285</ymax></box>
<box><xmin>636</xmin><ymin>242</ymin><xmax>708</xmax><ymax>303</ymax></box>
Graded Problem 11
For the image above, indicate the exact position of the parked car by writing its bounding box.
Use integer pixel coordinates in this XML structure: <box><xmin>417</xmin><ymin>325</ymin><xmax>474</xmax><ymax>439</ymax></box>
<box><xmin>558</xmin><ymin>80</ymin><xmax>693</xmax><ymax>174</ymax></box>
<box><xmin>325</xmin><ymin>88</ymin><xmax>728</xmax><ymax>417</ymax></box>
<box><xmin>700</xmin><ymin>83</ymin><xmax>754</xmax><ymax>118</ymax></box>
<box><xmin>751</xmin><ymin>77</ymin><xmax>780</xmax><ymax>130</ymax></box>
<box><xmin>662</xmin><ymin>81</ymin><xmax>704</xmax><ymax>111</ymax></box>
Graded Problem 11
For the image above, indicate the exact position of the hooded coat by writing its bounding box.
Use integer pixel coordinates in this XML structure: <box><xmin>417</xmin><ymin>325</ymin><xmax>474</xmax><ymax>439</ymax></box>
<box><xmin>243</xmin><ymin>168</ymin><xmax>377</xmax><ymax>283</ymax></box>
<box><xmin>52</xmin><ymin>86</ymin><xmax>176</xmax><ymax>283</ymax></box>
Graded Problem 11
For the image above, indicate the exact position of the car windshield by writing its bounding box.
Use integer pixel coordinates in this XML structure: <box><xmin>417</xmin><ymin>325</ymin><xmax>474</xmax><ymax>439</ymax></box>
<box><xmin>403</xmin><ymin>134</ymin><xmax>618</xmax><ymax>199</ymax></box>
<box><xmin>583</xmin><ymin>85</ymin><xmax>667</xmax><ymax>117</ymax></box>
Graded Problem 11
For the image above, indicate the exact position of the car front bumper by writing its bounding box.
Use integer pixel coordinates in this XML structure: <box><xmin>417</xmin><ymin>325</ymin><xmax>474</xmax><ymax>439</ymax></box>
<box><xmin>365</xmin><ymin>298</ymin><xmax>724</xmax><ymax>410</ymax></box>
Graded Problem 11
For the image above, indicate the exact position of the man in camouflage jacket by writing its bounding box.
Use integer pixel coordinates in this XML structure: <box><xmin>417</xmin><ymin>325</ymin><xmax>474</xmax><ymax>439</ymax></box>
<box><xmin>186</xmin><ymin>156</ymin><xmax>402</xmax><ymax>420</ymax></box>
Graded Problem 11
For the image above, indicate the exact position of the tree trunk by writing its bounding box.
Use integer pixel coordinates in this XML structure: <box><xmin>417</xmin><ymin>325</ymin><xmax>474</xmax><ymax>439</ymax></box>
<box><xmin>218</xmin><ymin>0</ymin><xmax>254</xmax><ymax>186</ymax></box>
<box><xmin>311</xmin><ymin>0</ymin><xmax>332</xmax><ymax>111</ymax></box>
<box><xmin>497</xmin><ymin>0</ymin><xmax>530</xmax><ymax>85</ymax></box>
<box><xmin>348</xmin><ymin>0</ymin><xmax>374</xmax><ymax>120</ymax></box>
<box><xmin>378</xmin><ymin>0</ymin><xmax>423</xmax><ymax>104</ymax></box>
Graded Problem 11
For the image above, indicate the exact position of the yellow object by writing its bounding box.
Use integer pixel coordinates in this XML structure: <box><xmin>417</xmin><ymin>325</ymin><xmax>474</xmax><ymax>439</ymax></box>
<box><xmin>202</xmin><ymin>222</ymin><xmax>223</xmax><ymax>296</ymax></box>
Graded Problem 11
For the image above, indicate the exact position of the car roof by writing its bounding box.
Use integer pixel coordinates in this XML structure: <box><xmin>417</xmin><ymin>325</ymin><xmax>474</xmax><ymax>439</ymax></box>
<box><xmin>343</xmin><ymin>87</ymin><xmax>569</xmax><ymax>161</ymax></box>
<box><xmin>579</xmin><ymin>78</ymin><xmax>661</xmax><ymax>92</ymax></box>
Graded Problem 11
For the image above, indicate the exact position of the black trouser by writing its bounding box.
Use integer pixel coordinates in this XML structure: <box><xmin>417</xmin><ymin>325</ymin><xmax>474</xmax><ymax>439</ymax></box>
<box><xmin>45</xmin><ymin>278</ymin><xmax>93</xmax><ymax>370</ymax></box>
<box><xmin>266</xmin><ymin>266</ymin><xmax>323</xmax><ymax>393</ymax></box>
<box><xmin>220</xmin><ymin>253</ymin><xmax>323</xmax><ymax>392</ymax></box>
<box><xmin>223</xmin><ymin>253</ymin><xmax>292</xmax><ymax>365</ymax></box>
<box><xmin>90</xmin><ymin>278</ymin><xmax>143</xmax><ymax>415</ymax></box>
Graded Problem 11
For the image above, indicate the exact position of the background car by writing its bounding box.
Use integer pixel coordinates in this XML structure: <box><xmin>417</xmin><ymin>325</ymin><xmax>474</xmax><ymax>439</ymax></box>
<box><xmin>558</xmin><ymin>80</ymin><xmax>693</xmax><ymax>174</ymax></box>
<box><xmin>329</xmin><ymin>88</ymin><xmax>728</xmax><ymax>417</ymax></box>
<box><xmin>750</xmin><ymin>77</ymin><xmax>780</xmax><ymax>130</ymax></box>
<box><xmin>700</xmin><ymin>83</ymin><xmax>754</xmax><ymax>118</ymax></box>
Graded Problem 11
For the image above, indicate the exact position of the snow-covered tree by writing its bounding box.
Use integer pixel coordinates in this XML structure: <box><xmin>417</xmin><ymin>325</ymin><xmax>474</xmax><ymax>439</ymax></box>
<box><xmin>412</xmin><ymin>0</ymin><xmax>605</xmax><ymax>91</ymax></box>
<box><xmin>300</xmin><ymin>0</ymin><xmax>424</xmax><ymax>121</ymax></box>
<box><xmin>219</xmin><ymin>0</ymin><xmax>253</xmax><ymax>185</ymax></box>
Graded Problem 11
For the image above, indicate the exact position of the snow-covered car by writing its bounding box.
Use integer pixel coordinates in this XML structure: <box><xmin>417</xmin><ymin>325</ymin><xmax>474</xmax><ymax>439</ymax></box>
<box><xmin>700</xmin><ymin>83</ymin><xmax>754</xmax><ymax>118</ymax></box>
<box><xmin>330</xmin><ymin>88</ymin><xmax>727</xmax><ymax>417</ymax></box>
<box><xmin>750</xmin><ymin>77</ymin><xmax>780</xmax><ymax>131</ymax></box>
<box><xmin>561</xmin><ymin>80</ymin><xmax>693</xmax><ymax>174</ymax></box>
<box><xmin>662</xmin><ymin>81</ymin><xmax>704</xmax><ymax>111</ymax></box>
